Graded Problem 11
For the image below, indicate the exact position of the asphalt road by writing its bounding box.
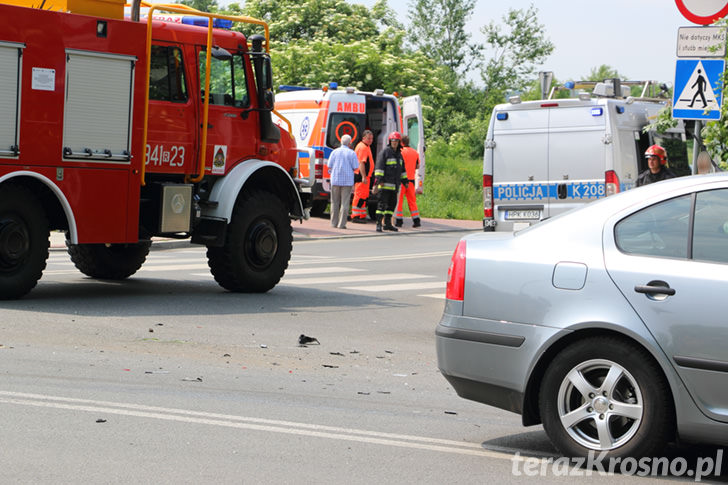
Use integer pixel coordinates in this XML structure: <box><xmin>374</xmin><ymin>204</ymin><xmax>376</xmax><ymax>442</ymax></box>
<box><xmin>0</xmin><ymin>232</ymin><xmax>723</xmax><ymax>483</ymax></box>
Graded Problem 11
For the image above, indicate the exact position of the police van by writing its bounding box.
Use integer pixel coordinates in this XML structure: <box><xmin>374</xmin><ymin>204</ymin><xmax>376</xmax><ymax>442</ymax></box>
<box><xmin>275</xmin><ymin>83</ymin><xmax>425</xmax><ymax>217</ymax></box>
<box><xmin>482</xmin><ymin>80</ymin><xmax>686</xmax><ymax>231</ymax></box>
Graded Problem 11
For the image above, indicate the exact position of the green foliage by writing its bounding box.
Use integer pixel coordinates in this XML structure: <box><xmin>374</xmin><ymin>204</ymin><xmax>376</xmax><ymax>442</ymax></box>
<box><xmin>585</xmin><ymin>64</ymin><xmax>623</xmax><ymax>81</ymax></box>
<box><xmin>480</xmin><ymin>5</ymin><xmax>554</xmax><ymax>109</ymax></box>
<box><xmin>416</xmin><ymin>139</ymin><xmax>482</xmax><ymax>220</ymax></box>
<box><xmin>177</xmin><ymin>0</ymin><xmax>219</xmax><ymax>12</ymax></box>
<box><xmin>239</xmin><ymin>0</ymin><xmax>380</xmax><ymax>44</ymax></box>
<box><xmin>407</xmin><ymin>0</ymin><xmax>482</xmax><ymax>75</ymax></box>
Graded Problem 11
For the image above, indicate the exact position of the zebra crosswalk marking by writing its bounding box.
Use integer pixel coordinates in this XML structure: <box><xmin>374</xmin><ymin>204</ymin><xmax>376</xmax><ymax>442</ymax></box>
<box><xmin>283</xmin><ymin>273</ymin><xmax>429</xmax><ymax>285</ymax></box>
<box><xmin>342</xmin><ymin>281</ymin><xmax>444</xmax><ymax>292</ymax></box>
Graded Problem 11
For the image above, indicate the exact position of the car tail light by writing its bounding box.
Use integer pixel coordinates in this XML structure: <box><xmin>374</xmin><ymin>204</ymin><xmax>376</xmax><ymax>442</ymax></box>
<box><xmin>483</xmin><ymin>174</ymin><xmax>493</xmax><ymax>218</ymax></box>
<box><xmin>605</xmin><ymin>170</ymin><xmax>620</xmax><ymax>196</ymax></box>
<box><xmin>446</xmin><ymin>240</ymin><xmax>466</xmax><ymax>301</ymax></box>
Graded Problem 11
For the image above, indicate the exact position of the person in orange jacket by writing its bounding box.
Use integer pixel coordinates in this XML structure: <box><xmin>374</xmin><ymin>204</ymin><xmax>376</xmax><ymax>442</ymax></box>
<box><xmin>395</xmin><ymin>135</ymin><xmax>421</xmax><ymax>228</ymax></box>
<box><xmin>351</xmin><ymin>130</ymin><xmax>374</xmax><ymax>223</ymax></box>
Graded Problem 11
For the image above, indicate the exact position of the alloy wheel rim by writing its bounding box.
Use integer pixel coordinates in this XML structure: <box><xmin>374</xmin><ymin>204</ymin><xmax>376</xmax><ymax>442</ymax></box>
<box><xmin>556</xmin><ymin>359</ymin><xmax>643</xmax><ymax>451</ymax></box>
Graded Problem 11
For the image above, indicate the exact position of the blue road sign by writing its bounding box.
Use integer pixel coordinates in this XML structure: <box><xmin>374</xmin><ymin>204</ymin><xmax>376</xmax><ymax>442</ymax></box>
<box><xmin>673</xmin><ymin>58</ymin><xmax>725</xmax><ymax>120</ymax></box>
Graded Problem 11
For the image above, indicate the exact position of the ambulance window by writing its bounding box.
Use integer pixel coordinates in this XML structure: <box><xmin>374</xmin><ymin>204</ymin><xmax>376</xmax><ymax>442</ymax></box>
<box><xmin>407</xmin><ymin>117</ymin><xmax>420</xmax><ymax>147</ymax></box>
<box><xmin>327</xmin><ymin>113</ymin><xmax>365</xmax><ymax>148</ymax></box>
<box><xmin>199</xmin><ymin>52</ymin><xmax>250</xmax><ymax>108</ymax></box>
<box><xmin>149</xmin><ymin>46</ymin><xmax>188</xmax><ymax>103</ymax></box>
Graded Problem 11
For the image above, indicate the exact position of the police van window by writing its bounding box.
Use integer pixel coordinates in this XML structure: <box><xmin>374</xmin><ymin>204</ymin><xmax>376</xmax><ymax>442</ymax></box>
<box><xmin>327</xmin><ymin>113</ymin><xmax>365</xmax><ymax>148</ymax></box>
<box><xmin>149</xmin><ymin>45</ymin><xmax>188</xmax><ymax>102</ymax></box>
<box><xmin>199</xmin><ymin>52</ymin><xmax>250</xmax><ymax>108</ymax></box>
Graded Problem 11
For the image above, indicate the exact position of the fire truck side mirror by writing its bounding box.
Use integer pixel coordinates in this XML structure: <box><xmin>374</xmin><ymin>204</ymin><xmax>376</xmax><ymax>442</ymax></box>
<box><xmin>211</xmin><ymin>46</ymin><xmax>232</xmax><ymax>61</ymax></box>
<box><xmin>250</xmin><ymin>35</ymin><xmax>265</xmax><ymax>54</ymax></box>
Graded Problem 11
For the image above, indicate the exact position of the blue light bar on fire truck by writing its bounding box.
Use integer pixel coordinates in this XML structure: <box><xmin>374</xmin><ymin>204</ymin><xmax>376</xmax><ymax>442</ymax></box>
<box><xmin>148</xmin><ymin>14</ymin><xmax>233</xmax><ymax>29</ymax></box>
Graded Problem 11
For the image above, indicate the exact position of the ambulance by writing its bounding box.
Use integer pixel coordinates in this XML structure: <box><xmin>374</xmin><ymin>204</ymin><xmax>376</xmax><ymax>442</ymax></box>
<box><xmin>483</xmin><ymin>80</ymin><xmax>688</xmax><ymax>232</ymax></box>
<box><xmin>275</xmin><ymin>84</ymin><xmax>425</xmax><ymax>217</ymax></box>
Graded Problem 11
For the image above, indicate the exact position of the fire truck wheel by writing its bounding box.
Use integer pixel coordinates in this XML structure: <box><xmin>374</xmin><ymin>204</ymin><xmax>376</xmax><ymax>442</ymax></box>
<box><xmin>0</xmin><ymin>184</ymin><xmax>50</xmax><ymax>299</ymax></box>
<box><xmin>207</xmin><ymin>191</ymin><xmax>292</xmax><ymax>293</ymax></box>
<box><xmin>310</xmin><ymin>200</ymin><xmax>328</xmax><ymax>218</ymax></box>
<box><xmin>67</xmin><ymin>241</ymin><xmax>151</xmax><ymax>279</ymax></box>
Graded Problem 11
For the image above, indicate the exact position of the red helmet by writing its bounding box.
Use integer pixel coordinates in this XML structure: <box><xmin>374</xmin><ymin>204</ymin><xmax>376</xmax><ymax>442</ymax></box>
<box><xmin>645</xmin><ymin>145</ymin><xmax>667</xmax><ymax>165</ymax></box>
<box><xmin>388</xmin><ymin>132</ymin><xmax>402</xmax><ymax>141</ymax></box>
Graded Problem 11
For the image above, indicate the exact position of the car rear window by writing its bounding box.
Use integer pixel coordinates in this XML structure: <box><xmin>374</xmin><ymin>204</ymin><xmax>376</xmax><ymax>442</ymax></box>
<box><xmin>615</xmin><ymin>195</ymin><xmax>691</xmax><ymax>259</ymax></box>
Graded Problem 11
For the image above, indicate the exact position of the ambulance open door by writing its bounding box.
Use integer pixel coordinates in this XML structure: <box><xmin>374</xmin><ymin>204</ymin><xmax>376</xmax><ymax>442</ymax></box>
<box><xmin>403</xmin><ymin>95</ymin><xmax>425</xmax><ymax>194</ymax></box>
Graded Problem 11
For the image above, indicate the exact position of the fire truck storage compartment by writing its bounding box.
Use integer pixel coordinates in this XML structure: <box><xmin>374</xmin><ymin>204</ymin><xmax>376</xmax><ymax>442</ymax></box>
<box><xmin>160</xmin><ymin>184</ymin><xmax>192</xmax><ymax>233</ymax></box>
<box><xmin>140</xmin><ymin>183</ymin><xmax>193</xmax><ymax>235</ymax></box>
<box><xmin>0</xmin><ymin>42</ymin><xmax>22</xmax><ymax>157</ymax></box>
<box><xmin>62</xmin><ymin>49</ymin><xmax>135</xmax><ymax>161</ymax></box>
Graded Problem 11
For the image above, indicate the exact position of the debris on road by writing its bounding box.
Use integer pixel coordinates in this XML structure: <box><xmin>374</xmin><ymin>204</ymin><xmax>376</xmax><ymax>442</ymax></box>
<box><xmin>444</xmin><ymin>411</ymin><xmax>458</xmax><ymax>415</ymax></box>
<box><xmin>96</xmin><ymin>419</ymin><xmax>107</xmax><ymax>423</ymax></box>
<box><xmin>181</xmin><ymin>377</ymin><xmax>203</xmax><ymax>382</ymax></box>
<box><xmin>329</xmin><ymin>352</ymin><xmax>344</xmax><ymax>356</ymax></box>
<box><xmin>322</xmin><ymin>364</ymin><xmax>339</xmax><ymax>369</ymax></box>
<box><xmin>298</xmin><ymin>334</ymin><xmax>320</xmax><ymax>346</ymax></box>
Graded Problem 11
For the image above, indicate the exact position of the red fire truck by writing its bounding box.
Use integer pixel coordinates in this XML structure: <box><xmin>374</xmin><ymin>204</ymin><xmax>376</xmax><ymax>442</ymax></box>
<box><xmin>0</xmin><ymin>0</ymin><xmax>307</xmax><ymax>299</ymax></box>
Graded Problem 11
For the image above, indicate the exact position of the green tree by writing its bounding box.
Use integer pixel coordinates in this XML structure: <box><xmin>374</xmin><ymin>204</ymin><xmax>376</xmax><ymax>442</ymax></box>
<box><xmin>480</xmin><ymin>5</ymin><xmax>554</xmax><ymax>107</ymax></box>
<box><xmin>238</xmin><ymin>0</ymin><xmax>379</xmax><ymax>44</ymax></box>
<box><xmin>177</xmin><ymin>0</ymin><xmax>219</xmax><ymax>12</ymax></box>
<box><xmin>584</xmin><ymin>64</ymin><xmax>623</xmax><ymax>82</ymax></box>
<box><xmin>407</xmin><ymin>0</ymin><xmax>482</xmax><ymax>75</ymax></box>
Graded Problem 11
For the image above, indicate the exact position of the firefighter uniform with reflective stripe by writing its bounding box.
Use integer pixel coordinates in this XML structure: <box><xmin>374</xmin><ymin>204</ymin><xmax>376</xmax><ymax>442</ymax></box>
<box><xmin>395</xmin><ymin>143</ymin><xmax>420</xmax><ymax>227</ymax></box>
<box><xmin>351</xmin><ymin>138</ymin><xmax>374</xmax><ymax>221</ymax></box>
<box><xmin>373</xmin><ymin>137</ymin><xmax>407</xmax><ymax>232</ymax></box>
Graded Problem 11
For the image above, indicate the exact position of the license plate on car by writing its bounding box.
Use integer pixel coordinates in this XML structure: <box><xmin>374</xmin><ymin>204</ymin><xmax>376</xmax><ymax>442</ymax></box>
<box><xmin>505</xmin><ymin>210</ymin><xmax>540</xmax><ymax>220</ymax></box>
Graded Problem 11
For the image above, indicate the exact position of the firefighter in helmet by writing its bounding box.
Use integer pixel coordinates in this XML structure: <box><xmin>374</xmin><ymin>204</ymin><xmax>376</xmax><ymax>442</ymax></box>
<box><xmin>373</xmin><ymin>132</ymin><xmax>408</xmax><ymax>232</ymax></box>
<box><xmin>636</xmin><ymin>144</ymin><xmax>676</xmax><ymax>187</ymax></box>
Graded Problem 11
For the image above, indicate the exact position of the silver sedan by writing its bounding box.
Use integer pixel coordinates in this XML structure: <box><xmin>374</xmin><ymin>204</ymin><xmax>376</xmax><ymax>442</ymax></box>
<box><xmin>437</xmin><ymin>173</ymin><xmax>728</xmax><ymax>459</ymax></box>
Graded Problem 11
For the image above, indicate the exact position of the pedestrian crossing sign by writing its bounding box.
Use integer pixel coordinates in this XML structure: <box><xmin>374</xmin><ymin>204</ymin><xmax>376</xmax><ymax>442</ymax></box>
<box><xmin>672</xmin><ymin>58</ymin><xmax>725</xmax><ymax>120</ymax></box>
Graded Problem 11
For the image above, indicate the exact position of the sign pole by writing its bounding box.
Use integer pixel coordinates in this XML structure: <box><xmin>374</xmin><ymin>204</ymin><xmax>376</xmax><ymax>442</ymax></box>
<box><xmin>692</xmin><ymin>120</ymin><xmax>702</xmax><ymax>174</ymax></box>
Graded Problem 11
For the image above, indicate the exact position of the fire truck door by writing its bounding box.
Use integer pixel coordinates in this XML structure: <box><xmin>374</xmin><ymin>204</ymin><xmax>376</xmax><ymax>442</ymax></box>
<box><xmin>403</xmin><ymin>95</ymin><xmax>425</xmax><ymax>193</ymax></box>
<box><xmin>145</xmin><ymin>44</ymin><xmax>198</xmax><ymax>175</ymax></box>
<box><xmin>198</xmin><ymin>48</ymin><xmax>258</xmax><ymax>175</ymax></box>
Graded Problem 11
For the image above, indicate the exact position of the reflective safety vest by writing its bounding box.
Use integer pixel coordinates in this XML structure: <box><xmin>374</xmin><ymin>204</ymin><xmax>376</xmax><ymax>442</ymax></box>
<box><xmin>400</xmin><ymin>146</ymin><xmax>419</xmax><ymax>180</ymax></box>
<box><xmin>374</xmin><ymin>146</ymin><xmax>406</xmax><ymax>190</ymax></box>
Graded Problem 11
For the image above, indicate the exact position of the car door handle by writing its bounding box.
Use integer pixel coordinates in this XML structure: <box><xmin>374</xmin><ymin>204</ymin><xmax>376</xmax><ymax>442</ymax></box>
<box><xmin>635</xmin><ymin>282</ymin><xmax>676</xmax><ymax>296</ymax></box>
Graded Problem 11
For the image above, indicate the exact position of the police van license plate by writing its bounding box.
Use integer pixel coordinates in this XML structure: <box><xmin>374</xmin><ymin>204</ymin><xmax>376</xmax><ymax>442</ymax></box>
<box><xmin>505</xmin><ymin>209</ymin><xmax>540</xmax><ymax>220</ymax></box>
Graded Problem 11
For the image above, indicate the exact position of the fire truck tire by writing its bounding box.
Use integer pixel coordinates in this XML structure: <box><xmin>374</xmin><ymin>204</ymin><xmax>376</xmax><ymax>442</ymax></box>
<box><xmin>310</xmin><ymin>199</ymin><xmax>328</xmax><ymax>218</ymax></box>
<box><xmin>0</xmin><ymin>185</ymin><xmax>50</xmax><ymax>299</ymax></box>
<box><xmin>67</xmin><ymin>241</ymin><xmax>151</xmax><ymax>280</ymax></box>
<box><xmin>207</xmin><ymin>191</ymin><xmax>292</xmax><ymax>293</ymax></box>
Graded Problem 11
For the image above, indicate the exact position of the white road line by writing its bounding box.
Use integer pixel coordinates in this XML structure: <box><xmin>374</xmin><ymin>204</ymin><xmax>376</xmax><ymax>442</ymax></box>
<box><xmin>283</xmin><ymin>273</ymin><xmax>430</xmax><ymax>285</ymax></box>
<box><xmin>419</xmin><ymin>293</ymin><xmax>445</xmax><ymax>299</ymax></box>
<box><xmin>0</xmin><ymin>391</ymin><xmax>515</xmax><ymax>459</ymax></box>
<box><xmin>139</xmin><ymin>263</ymin><xmax>210</xmax><ymax>271</ymax></box>
<box><xmin>344</xmin><ymin>281</ymin><xmax>444</xmax><ymax>292</ymax></box>
<box><xmin>289</xmin><ymin>251</ymin><xmax>452</xmax><ymax>265</ymax></box>
<box><xmin>284</xmin><ymin>266</ymin><xmax>364</xmax><ymax>275</ymax></box>
<box><xmin>190</xmin><ymin>266</ymin><xmax>365</xmax><ymax>278</ymax></box>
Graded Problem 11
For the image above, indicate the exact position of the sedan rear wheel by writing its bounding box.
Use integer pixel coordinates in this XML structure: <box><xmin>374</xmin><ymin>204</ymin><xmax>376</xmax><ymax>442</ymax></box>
<box><xmin>539</xmin><ymin>337</ymin><xmax>673</xmax><ymax>459</ymax></box>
